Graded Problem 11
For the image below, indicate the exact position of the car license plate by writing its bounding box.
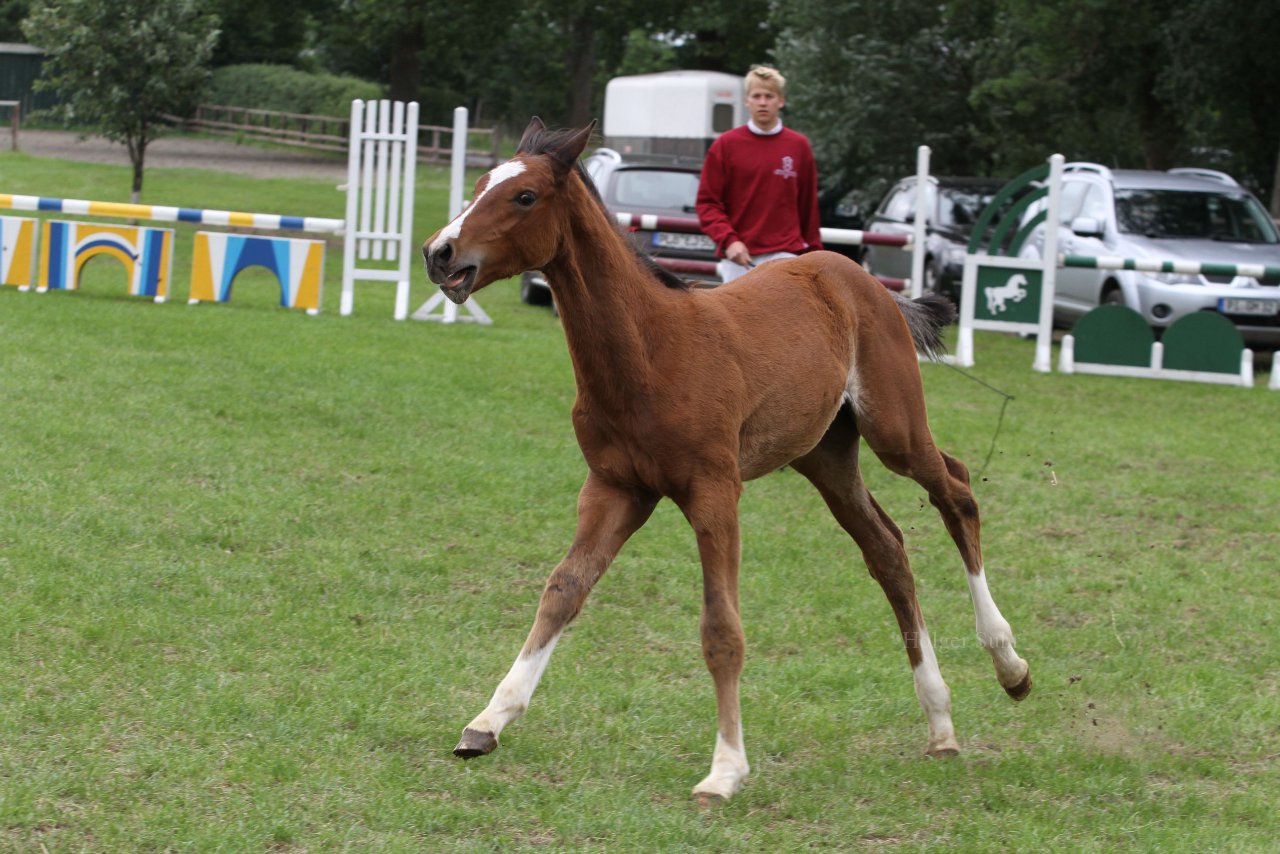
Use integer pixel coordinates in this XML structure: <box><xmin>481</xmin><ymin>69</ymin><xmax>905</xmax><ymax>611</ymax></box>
<box><xmin>1218</xmin><ymin>297</ymin><xmax>1280</xmax><ymax>316</ymax></box>
<box><xmin>653</xmin><ymin>231</ymin><xmax>715</xmax><ymax>252</ymax></box>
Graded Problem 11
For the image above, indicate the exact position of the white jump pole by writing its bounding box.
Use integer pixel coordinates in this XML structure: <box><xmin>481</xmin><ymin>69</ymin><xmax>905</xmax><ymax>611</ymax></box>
<box><xmin>449</xmin><ymin>106</ymin><xmax>467</xmax><ymax>221</ymax></box>
<box><xmin>909</xmin><ymin>145</ymin><xmax>930</xmax><ymax>299</ymax></box>
<box><xmin>340</xmin><ymin>99</ymin><xmax>363</xmax><ymax>316</ymax></box>
<box><xmin>440</xmin><ymin>105</ymin><xmax>467</xmax><ymax>323</ymax></box>
<box><xmin>1033</xmin><ymin>154</ymin><xmax>1064</xmax><ymax>373</ymax></box>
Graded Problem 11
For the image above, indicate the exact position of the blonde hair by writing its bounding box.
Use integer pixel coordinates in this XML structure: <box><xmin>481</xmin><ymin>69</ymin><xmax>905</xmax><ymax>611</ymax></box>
<box><xmin>745</xmin><ymin>65</ymin><xmax>786</xmax><ymax>97</ymax></box>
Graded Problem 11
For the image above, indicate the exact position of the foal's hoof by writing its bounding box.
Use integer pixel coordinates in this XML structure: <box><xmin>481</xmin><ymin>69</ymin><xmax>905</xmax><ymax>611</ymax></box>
<box><xmin>694</xmin><ymin>791</ymin><xmax>728</xmax><ymax>809</ymax></box>
<box><xmin>453</xmin><ymin>728</ymin><xmax>498</xmax><ymax>759</ymax></box>
<box><xmin>1004</xmin><ymin>669</ymin><xmax>1033</xmax><ymax>702</ymax></box>
<box><xmin>925</xmin><ymin>738</ymin><xmax>961</xmax><ymax>758</ymax></box>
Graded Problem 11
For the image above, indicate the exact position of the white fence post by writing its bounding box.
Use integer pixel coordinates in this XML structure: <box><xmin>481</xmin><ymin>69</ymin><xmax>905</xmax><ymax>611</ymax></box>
<box><xmin>340</xmin><ymin>98</ymin><xmax>420</xmax><ymax>319</ymax></box>
<box><xmin>909</xmin><ymin>145</ymin><xmax>930</xmax><ymax>299</ymax></box>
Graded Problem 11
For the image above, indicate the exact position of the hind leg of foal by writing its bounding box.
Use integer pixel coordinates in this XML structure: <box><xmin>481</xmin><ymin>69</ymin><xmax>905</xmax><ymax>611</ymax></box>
<box><xmin>793</xmin><ymin>416</ymin><xmax>960</xmax><ymax>756</ymax></box>
<box><xmin>859</xmin><ymin>404</ymin><xmax>1031</xmax><ymax>700</ymax></box>
<box><xmin>931</xmin><ymin>451</ymin><xmax>1031</xmax><ymax>698</ymax></box>
<box><xmin>454</xmin><ymin>473</ymin><xmax>657</xmax><ymax>758</ymax></box>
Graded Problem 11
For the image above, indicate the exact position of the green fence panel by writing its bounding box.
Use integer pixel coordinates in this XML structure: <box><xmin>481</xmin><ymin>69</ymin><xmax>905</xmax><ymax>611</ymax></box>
<box><xmin>1161</xmin><ymin>312</ymin><xmax>1245</xmax><ymax>374</ymax></box>
<box><xmin>1071</xmin><ymin>305</ymin><xmax>1154</xmax><ymax>367</ymax></box>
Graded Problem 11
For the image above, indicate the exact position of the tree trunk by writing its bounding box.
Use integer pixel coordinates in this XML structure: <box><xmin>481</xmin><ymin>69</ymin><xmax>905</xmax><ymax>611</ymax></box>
<box><xmin>563</xmin><ymin>15</ymin><xmax>598</xmax><ymax>127</ymax></box>
<box><xmin>389</xmin><ymin>23</ymin><xmax>425</xmax><ymax>104</ymax></box>
<box><xmin>1136</xmin><ymin>82</ymin><xmax>1179</xmax><ymax>171</ymax></box>
<box><xmin>126</xmin><ymin>132</ymin><xmax>145</xmax><ymax>205</ymax></box>
<box><xmin>1271</xmin><ymin>134</ymin><xmax>1280</xmax><ymax>218</ymax></box>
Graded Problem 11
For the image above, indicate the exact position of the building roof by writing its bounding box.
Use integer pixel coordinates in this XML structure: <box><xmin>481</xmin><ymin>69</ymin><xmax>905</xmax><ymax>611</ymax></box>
<box><xmin>0</xmin><ymin>43</ymin><xmax>44</xmax><ymax>55</ymax></box>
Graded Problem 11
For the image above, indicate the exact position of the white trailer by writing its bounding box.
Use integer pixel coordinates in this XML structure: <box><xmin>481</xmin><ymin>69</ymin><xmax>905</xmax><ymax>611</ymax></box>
<box><xmin>602</xmin><ymin>70</ymin><xmax>744</xmax><ymax>158</ymax></box>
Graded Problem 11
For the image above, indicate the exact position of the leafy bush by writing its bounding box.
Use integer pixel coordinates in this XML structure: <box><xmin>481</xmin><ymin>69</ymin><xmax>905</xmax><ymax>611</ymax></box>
<box><xmin>204</xmin><ymin>64</ymin><xmax>383</xmax><ymax>117</ymax></box>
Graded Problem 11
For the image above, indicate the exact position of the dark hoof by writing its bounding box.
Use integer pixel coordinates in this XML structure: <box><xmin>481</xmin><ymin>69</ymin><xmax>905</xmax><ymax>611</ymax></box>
<box><xmin>694</xmin><ymin>792</ymin><xmax>727</xmax><ymax>809</ymax></box>
<box><xmin>453</xmin><ymin>728</ymin><xmax>498</xmax><ymax>758</ymax></box>
<box><xmin>1004</xmin><ymin>671</ymin><xmax>1033</xmax><ymax>701</ymax></box>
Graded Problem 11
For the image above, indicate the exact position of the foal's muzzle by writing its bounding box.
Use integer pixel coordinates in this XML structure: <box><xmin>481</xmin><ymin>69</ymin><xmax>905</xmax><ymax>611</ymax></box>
<box><xmin>424</xmin><ymin>239</ymin><xmax>478</xmax><ymax>304</ymax></box>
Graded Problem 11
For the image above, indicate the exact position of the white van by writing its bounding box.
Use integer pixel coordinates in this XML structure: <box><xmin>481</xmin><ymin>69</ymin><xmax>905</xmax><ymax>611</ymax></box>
<box><xmin>602</xmin><ymin>70</ymin><xmax>744</xmax><ymax>158</ymax></box>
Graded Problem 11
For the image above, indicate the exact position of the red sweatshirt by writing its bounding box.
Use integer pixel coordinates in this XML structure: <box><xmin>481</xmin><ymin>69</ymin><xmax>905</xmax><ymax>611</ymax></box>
<box><xmin>696</xmin><ymin>124</ymin><xmax>823</xmax><ymax>258</ymax></box>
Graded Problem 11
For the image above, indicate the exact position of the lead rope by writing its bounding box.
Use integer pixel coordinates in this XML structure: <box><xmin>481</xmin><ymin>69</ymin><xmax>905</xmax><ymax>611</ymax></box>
<box><xmin>937</xmin><ymin>360</ymin><xmax>1015</xmax><ymax>480</ymax></box>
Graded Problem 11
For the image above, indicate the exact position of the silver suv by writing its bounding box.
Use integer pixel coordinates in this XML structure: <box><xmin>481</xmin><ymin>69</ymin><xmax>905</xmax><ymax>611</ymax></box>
<box><xmin>1020</xmin><ymin>164</ymin><xmax>1280</xmax><ymax>344</ymax></box>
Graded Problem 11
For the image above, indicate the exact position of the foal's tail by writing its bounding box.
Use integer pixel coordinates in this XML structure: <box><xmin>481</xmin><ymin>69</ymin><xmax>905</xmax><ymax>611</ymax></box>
<box><xmin>892</xmin><ymin>292</ymin><xmax>956</xmax><ymax>361</ymax></box>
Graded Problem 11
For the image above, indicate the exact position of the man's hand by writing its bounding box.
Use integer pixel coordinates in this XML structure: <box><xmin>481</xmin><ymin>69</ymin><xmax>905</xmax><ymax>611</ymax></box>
<box><xmin>725</xmin><ymin>240</ymin><xmax>752</xmax><ymax>268</ymax></box>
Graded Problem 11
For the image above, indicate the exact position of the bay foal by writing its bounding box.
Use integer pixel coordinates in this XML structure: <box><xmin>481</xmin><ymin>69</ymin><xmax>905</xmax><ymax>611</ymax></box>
<box><xmin>423</xmin><ymin>118</ymin><xmax>1031</xmax><ymax>803</ymax></box>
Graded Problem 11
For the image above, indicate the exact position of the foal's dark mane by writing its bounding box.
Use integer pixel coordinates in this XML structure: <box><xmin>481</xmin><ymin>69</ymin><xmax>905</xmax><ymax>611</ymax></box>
<box><xmin>518</xmin><ymin>125</ymin><xmax>692</xmax><ymax>293</ymax></box>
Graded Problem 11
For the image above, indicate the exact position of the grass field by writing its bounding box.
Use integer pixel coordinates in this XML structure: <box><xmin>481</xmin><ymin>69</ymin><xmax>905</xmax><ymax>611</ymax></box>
<box><xmin>2</xmin><ymin>152</ymin><xmax>1278</xmax><ymax>852</ymax></box>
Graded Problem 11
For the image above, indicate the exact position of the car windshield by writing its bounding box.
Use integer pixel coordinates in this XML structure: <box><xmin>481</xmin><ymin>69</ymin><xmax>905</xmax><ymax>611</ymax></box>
<box><xmin>1115</xmin><ymin>189</ymin><xmax>1280</xmax><ymax>243</ymax></box>
<box><xmin>937</xmin><ymin>187</ymin><xmax>999</xmax><ymax>230</ymax></box>
<box><xmin>610</xmin><ymin>168</ymin><xmax>700</xmax><ymax>212</ymax></box>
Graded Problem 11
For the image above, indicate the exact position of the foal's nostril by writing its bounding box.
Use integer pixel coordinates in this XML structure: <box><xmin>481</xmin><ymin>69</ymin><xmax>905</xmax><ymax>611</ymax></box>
<box><xmin>424</xmin><ymin>240</ymin><xmax>458</xmax><ymax>285</ymax></box>
<box><xmin>435</xmin><ymin>240</ymin><xmax>455</xmax><ymax>267</ymax></box>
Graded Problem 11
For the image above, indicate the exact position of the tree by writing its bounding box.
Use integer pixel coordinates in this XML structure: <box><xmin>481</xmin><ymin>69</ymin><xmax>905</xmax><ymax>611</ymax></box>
<box><xmin>0</xmin><ymin>0</ymin><xmax>29</xmax><ymax>41</ymax></box>
<box><xmin>670</xmin><ymin>0</ymin><xmax>775</xmax><ymax>74</ymax></box>
<box><xmin>774</xmin><ymin>0</ymin><xmax>1280</xmax><ymax>213</ymax></box>
<box><xmin>976</xmin><ymin>0</ymin><xmax>1280</xmax><ymax>211</ymax></box>
<box><xmin>204</xmin><ymin>0</ymin><xmax>325</xmax><ymax>68</ymax></box>
<box><xmin>773</xmin><ymin>0</ymin><xmax>994</xmax><ymax>211</ymax></box>
<box><xmin>972</xmin><ymin>0</ymin><xmax>1184</xmax><ymax>173</ymax></box>
<box><xmin>1159</xmin><ymin>0</ymin><xmax>1280</xmax><ymax>214</ymax></box>
<box><xmin>23</xmin><ymin>0</ymin><xmax>219</xmax><ymax>202</ymax></box>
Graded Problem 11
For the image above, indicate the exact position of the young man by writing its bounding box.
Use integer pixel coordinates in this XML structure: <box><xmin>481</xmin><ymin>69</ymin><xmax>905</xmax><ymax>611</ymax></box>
<box><xmin>695</xmin><ymin>65</ymin><xmax>823</xmax><ymax>283</ymax></box>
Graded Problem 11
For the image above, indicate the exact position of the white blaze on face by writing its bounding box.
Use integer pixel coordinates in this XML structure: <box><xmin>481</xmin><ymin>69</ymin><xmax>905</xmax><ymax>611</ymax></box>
<box><xmin>429</xmin><ymin>159</ymin><xmax>528</xmax><ymax>253</ymax></box>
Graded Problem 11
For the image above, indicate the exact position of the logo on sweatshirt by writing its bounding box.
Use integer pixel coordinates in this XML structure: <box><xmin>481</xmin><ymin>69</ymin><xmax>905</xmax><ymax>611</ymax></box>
<box><xmin>774</xmin><ymin>156</ymin><xmax>797</xmax><ymax>180</ymax></box>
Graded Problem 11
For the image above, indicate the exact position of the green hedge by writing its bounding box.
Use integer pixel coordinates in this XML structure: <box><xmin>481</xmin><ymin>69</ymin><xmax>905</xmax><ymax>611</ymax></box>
<box><xmin>204</xmin><ymin>64</ymin><xmax>383</xmax><ymax>118</ymax></box>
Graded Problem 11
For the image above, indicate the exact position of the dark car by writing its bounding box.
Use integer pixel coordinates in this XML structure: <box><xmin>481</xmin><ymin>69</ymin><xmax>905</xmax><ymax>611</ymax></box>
<box><xmin>520</xmin><ymin>148</ymin><xmax>718</xmax><ymax>306</ymax></box>
<box><xmin>818</xmin><ymin>189</ymin><xmax>867</xmax><ymax>263</ymax></box>
<box><xmin>521</xmin><ymin>147</ymin><xmax>871</xmax><ymax>307</ymax></box>
<box><xmin>862</xmin><ymin>176</ymin><xmax>1007</xmax><ymax>297</ymax></box>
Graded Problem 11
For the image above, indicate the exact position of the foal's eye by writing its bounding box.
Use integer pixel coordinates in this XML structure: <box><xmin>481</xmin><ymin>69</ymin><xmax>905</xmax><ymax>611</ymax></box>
<box><xmin>515</xmin><ymin>191</ymin><xmax>536</xmax><ymax>207</ymax></box>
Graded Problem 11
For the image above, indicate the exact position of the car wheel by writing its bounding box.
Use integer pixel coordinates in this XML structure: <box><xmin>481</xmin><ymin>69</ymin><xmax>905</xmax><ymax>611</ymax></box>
<box><xmin>520</xmin><ymin>272</ymin><xmax>552</xmax><ymax>306</ymax></box>
<box><xmin>1101</xmin><ymin>284</ymin><xmax>1125</xmax><ymax>308</ymax></box>
<box><xmin>923</xmin><ymin>258</ymin><xmax>941</xmax><ymax>295</ymax></box>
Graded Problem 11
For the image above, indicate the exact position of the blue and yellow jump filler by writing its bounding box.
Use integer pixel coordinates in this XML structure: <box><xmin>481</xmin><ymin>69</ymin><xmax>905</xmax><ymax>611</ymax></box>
<box><xmin>0</xmin><ymin>215</ymin><xmax>37</xmax><ymax>288</ymax></box>
<box><xmin>190</xmin><ymin>232</ymin><xmax>325</xmax><ymax>313</ymax></box>
<box><xmin>37</xmin><ymin>219</ymin><xmax>175</xmax><ymax>300</ymax></box>
<box><xmin>0</xmin><ymin>194</ymin><xmax>341</xmax><ymax>312</ymax></box>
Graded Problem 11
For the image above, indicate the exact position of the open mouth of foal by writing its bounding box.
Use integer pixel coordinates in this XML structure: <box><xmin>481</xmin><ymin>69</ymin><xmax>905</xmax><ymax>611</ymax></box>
<box><xmin>441</xmin><ymin>266</ymin><xmax>478</xmax><ymax>303</ymax></box>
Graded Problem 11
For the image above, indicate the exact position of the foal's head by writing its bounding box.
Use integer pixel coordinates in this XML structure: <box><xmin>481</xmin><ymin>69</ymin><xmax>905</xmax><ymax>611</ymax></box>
<box><xmin>423</xmin><ymin>117</ymin><xmax>596</xmax><ymax>304</ymax></box>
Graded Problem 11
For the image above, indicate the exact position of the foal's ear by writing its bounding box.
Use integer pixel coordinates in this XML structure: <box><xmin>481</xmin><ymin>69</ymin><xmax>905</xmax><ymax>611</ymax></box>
<box><xmin>517</xmin><ymin>116</ymin><xmax>547</xmax><ymax>154</ymax></box>
<box><xmin>549</xmin><ymin>120</ymin><xmax>597</xmax><ymax>177</ymax></box>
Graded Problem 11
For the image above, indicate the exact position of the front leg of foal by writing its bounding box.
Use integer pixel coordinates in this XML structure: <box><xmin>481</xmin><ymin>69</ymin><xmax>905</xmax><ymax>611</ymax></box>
<box><xmin>454</xmin><ymin>475</ymin><xmax>656</xmax><ymax>759</ymax></box>
<box><xmin>680</xmin><ymin>479</ymin><xmax>750</xmax><ymax>804</ymax></box>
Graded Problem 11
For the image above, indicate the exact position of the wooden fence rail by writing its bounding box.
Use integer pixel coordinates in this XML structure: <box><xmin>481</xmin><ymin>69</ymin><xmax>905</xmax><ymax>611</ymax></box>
<box><xmin>164</xmin><ymin>104</ymin><xmax>501</xmax><ymax>167</ymax></box>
